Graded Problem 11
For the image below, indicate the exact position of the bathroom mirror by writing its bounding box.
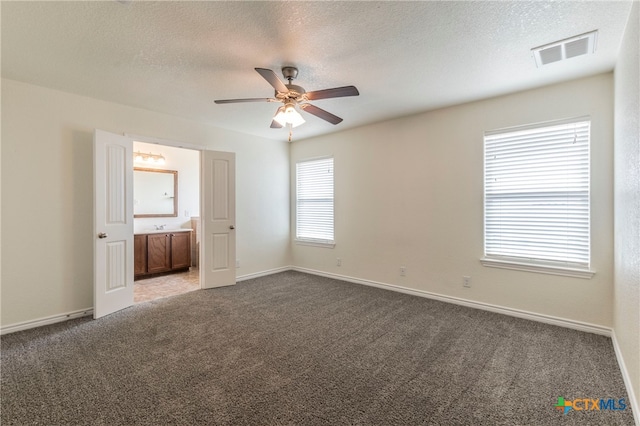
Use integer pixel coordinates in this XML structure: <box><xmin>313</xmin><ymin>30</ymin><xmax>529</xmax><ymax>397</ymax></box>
<box><xmin>134</xmin><ymin>168</ymin><xmax>178</xmax><ymax>218</ymax></box>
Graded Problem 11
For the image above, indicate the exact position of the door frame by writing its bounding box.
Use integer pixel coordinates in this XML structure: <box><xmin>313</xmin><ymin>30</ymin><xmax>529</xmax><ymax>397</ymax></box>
<box><xmin>125</xmin><ymin>133</ymin><xmax>207</xmax><ymax>289</ymax></box>
<box><xmin>94</xmin><ymin>132</ymin><xmax>237</xmax><ymax>318</ymax></box>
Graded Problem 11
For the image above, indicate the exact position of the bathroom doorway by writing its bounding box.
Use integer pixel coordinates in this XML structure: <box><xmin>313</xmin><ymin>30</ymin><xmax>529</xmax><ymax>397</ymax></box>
<box><xmin>134</xmin><ymin>269</ymin><xmax>200</xmax><ymax>303</ymax></box>
<box><xmin>132</xmin><ymin>140</ymin><xmax>201</xmax><ymax>303</ymax></box>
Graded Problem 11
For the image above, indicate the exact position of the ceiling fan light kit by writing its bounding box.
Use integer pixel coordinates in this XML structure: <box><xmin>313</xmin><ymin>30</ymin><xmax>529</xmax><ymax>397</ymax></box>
<box><xmin>215</xmin><ymin>66</ymin><xmax>359</xmax><ymax>141</ymax></box>
<box><xmin>273</xmin><ymin>103</ymin><xmax>305</xmax><ymax>128</ymax></box>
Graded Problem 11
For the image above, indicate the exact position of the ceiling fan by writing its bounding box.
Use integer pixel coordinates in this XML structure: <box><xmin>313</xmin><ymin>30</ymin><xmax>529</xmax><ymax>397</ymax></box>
<box><xmin>214</xmin><ymin>67</ymin><xmax>359</xmax><ymax>140</ymax></box>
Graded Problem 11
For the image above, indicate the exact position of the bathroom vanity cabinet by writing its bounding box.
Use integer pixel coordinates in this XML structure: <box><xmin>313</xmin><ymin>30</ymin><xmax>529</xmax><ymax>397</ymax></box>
<box><xmin>134</xmin><ymin>230</ymin><xmax>191</xmax><ymax>280</ymax></box>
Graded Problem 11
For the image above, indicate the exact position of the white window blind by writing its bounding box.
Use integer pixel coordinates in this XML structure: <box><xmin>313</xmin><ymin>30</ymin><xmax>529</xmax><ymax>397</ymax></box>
<box><xmin>296</xmin><ymin>157</ymin><xmax>334</xmax><ymax>243</ymax></box>
<box><xmin>484</xmin><ymin>118</ymin><xmax>590</xmax><ymax>268</ymax></box>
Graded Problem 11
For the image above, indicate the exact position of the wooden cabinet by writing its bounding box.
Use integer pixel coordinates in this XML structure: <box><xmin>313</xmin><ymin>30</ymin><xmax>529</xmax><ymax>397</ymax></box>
<box><xmin>170</xmin><ymin>232</ymin><xmax>191</xmax><ymax>270</ymax></box>
<box><xmin>134</xmin><ymin>231</ymin><xmax>191</xmax><ymax>280</ymax></box>
<box><xmin>134</xmin><ymin>234</ymin><xmax>147</xmax><ymax>276</ymax></box>
<box><xmin>147</xmin><ymin>233</ymin><xmax>171</xmax><ymax>274</ymax></box>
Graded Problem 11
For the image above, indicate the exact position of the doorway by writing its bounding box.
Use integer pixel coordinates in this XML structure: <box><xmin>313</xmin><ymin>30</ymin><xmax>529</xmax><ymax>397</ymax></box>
<box><xmin>132</xmin><ymin>141</ymin><xmax>201</xmax><ymax>303</ymax></box>
<box><xmin>94</xmin><ymin>129</ymin><xmax>237</xmax><ymax>318</ymax></box>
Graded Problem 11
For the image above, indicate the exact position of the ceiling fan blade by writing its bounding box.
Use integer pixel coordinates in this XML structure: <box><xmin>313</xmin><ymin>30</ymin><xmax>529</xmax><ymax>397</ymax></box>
<box><xmin>300</xmin><ymin>103</ymin><xmax>343</xmax><ymax>125</ymax></box>
<box><xmin>270</xmin><ymin>119</ymin><xmax>283</xmax><ymax>129</ymax></box>
<box><xmin>214</xmin><ymin>98</ymin><xmax>274</xmax><ymax>104</ymax></box>
<box><xmin>305</xmin><ymin>85</ymin><xmax>359</xmax><ymax>101</ymax></box>
<box><xmin>255</xmin><ymin>68</ymin><xmax>289</xmax><ymax>94</ymax></box>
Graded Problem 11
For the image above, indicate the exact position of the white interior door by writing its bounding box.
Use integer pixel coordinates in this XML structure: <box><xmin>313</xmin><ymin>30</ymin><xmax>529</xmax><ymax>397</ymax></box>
<box><xmin>201</xmin><ymin>150</ymin><xmax>236</xmax><ymax>289</ymax></box>
<box><xmin>94</xmin><ymin>129</ymin><xmax>134</xmax><ymax>318</ymax></box>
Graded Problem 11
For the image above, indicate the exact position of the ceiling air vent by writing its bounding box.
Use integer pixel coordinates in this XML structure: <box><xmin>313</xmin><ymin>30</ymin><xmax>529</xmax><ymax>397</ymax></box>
<box><xmin>532</xmin><ymin>30</ymin><xmax>598</xmax><ymax>67</ymax></box>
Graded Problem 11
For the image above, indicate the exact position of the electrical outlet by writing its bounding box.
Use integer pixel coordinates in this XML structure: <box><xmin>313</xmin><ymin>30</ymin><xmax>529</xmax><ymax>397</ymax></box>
<box><xmin>236</xmin><ymin>260</ymin><xmax>240</xmax><ymax>268</ymax></box>
<box><xmin>336</xmin><ymin>258</ymin><xmax>342</xmax><ymax>266</ymax></box>
<box><xmin>400</xmin><ymin>266</ymin><xmax>406</xmax><ymax>276</ymax></box>
<box><xmin>463</xmin><ymin>276</ymin><xmax>471</xmax><ymax>288</ymax></box>
<box><xmin>185</xmin><ymin>210</ymin><xmax>190</xmax><ymax>217</ymax></box>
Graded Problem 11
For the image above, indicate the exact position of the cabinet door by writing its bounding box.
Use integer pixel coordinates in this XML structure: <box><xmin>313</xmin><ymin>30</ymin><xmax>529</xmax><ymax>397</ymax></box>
<box><xmin>171</xmin><ymin>232</ymin><xmax>191</xmax><ymax>270</ymax></box>
<box><xmin>134</xmin><ymin>234</ymin><xmax>147</xmax><ymax>276</ymax></box>
<box><xmin>147</xmin><ymin>233</ymin><xmax>171</xmax><ymax>274</ymax></box>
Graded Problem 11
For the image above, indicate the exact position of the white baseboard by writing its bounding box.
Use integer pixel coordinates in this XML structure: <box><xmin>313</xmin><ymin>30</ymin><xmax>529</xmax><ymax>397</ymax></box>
<box><xmin>291</xmin><ymin>266</ymin><xmax>612</xmax><ymax>337</ymax></box>
<box><xmin>1</xmin><ymin>267</ymin><xmax>612</xmax><ymax>339</ymax></box>
<box><xmin>1</xmin><ymin>308</ymin><xmax>93</xmax><ymax>336</ymax></box>
<box><xmin>612</xmin><ymin>331</ymin><xmax>640</xmax><ymax>426</ymax></box>
<box><xmin>237</xmin><ymin>266</ymin><xmax>292</xmax><ymax>282</ymax></box>
<box><xmin>0</xmin><ymin>266</ymin><xmax>292</xmax><ymax>336</ymax></box>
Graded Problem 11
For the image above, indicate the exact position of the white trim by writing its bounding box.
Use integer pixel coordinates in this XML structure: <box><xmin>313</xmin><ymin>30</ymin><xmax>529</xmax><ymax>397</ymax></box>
<box><xmin>484</xmin><ymin>115</ymin><xmax>592</xmax><ymax>136</ymax></box>
<box><xmin>295</xmin><ymin>154</ymin><xmax>334</xmax><ymax>163</ymax></box>
<box><xmin>291</xmin><ymin>266</ymin><xmax>612</xmax><ymax>336</ymax></box>
<box><xmin>611</xmin><ymin>331</ymin><xmax>640</xmax><ymax>426</ymax></box>
<box><xmin>0</xmin><ymin>266</ymin><xmax>615</xmax><ymax>347</ymax></box>
<box><xmin>236</xmin><ymin>266</ymin><xmax>292</xmax><ymax>282</ymax></box>
<box><xmin>1</xmin><ymin>308</ymin><xmax>93</xmax><ymax>335</ymax></box>
<box><xmin>125</xmin><ymin>133</ymin><xmax>204</xmax><ymax>151</ymax></box>
<box><xmin>295</xmin><ymin>239</ymin><xmax>336</xmax><ymax>248</ymax></box>
<box><xmin>480</xmin><ymin>257</ymin><xmax>595</xmax><ymax>279</ymax></box>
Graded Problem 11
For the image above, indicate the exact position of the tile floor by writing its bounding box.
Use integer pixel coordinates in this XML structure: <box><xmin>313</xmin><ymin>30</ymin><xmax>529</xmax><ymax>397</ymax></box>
<box><xmin>134</xmin><ymin>268</ymin><xmax>200</xmax><ymax>303</ymax></box>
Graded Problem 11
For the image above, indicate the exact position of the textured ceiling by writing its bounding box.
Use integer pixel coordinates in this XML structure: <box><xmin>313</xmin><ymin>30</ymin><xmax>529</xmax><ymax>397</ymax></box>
<box><xmin>1</xmin><ymin>1</ymin><xmax>634</xmax><ymax>141</ymax></box>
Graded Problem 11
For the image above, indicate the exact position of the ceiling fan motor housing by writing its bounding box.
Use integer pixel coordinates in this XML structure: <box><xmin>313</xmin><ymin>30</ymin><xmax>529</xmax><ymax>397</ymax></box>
<box><xmin>282</xmin><ymin>66</ymin><xmax>299</xmax><ymax>81</ymax></box>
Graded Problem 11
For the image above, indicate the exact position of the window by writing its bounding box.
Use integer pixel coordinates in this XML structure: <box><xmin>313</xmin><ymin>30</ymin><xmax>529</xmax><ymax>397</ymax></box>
<box><xmin>482</xmin><ymin>118</ymin><xmax>593</xmax><ymax>278</ymax></box>
<box><xmin>296</xmin><ymin>157</ymin><xmax>334</xmax><ymax>246</ymax></box>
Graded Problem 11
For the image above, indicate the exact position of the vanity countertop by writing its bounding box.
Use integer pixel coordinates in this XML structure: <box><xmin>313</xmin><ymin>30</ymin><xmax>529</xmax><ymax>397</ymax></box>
<box><xmin>135</xmin><ymin>228</ymin><xmax>193</xmax><ymax>235</ymax></box>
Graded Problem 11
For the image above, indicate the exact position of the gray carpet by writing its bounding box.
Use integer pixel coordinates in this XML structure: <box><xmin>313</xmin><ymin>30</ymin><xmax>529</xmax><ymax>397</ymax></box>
<box><xmin>1</xmin><ymin>271</ymin><xmax>634</xmax><ymax>425</ymax></box>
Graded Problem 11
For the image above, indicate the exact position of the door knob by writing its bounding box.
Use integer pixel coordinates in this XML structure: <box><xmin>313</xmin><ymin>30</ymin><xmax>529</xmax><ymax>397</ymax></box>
<box><xmin>98</xmin><ymin>232</ymin><xmax>108</xmax><ymax>239</ymax></box>
<box><xmin>229</xmin><ymin>225</ymin><xmax>235</xmax><ymax>230</ymax></box>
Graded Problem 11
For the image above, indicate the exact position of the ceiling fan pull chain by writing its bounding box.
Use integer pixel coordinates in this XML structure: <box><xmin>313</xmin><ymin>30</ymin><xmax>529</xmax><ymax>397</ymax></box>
<box><xmin>288</xmin><ymin>126</ymin><xmax>293</xmax><ymax>142</ymax></box>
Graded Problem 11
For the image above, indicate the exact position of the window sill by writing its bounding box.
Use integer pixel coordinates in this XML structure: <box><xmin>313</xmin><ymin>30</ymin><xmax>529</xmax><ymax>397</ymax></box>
<box><xmin>480</xmin><ymin>257</ymin><xmax>595</xmax><ymax>279</ymax></box>
<box><xmin>295</xmin><ymin>239</ymin><xmax>335</xmax><ymax>249</ymax></box>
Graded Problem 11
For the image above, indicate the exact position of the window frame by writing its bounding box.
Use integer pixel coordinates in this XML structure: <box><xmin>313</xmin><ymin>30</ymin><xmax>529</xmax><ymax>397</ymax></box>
<box><xmin>295</xmin><ymin>156</ymin><xmax>335</xmax><ymax>248</ymax></box>
<box><xmin>481</xmin><ymin>117</ymin><xmax>595</xmax><ymax>279</ymax></box>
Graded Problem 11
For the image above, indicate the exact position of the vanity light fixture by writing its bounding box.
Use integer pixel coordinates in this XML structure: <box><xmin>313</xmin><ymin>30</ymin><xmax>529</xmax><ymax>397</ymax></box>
<box><xmin>134</xmin><ymin>151</ymin><xmax>166</xmax><ymax>165</ymax></box>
